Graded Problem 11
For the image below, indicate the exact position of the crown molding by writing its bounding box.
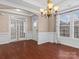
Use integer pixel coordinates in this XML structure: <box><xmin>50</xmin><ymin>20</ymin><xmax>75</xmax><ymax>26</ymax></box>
<box><xmin>0</xmin><ymin>0</ymin><xmax>40</xmax><ymax>15</ymax></box>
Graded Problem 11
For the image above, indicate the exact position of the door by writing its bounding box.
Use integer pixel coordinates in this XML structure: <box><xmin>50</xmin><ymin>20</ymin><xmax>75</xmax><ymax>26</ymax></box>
<box><xmin>11</xmin><ymin>17</ymin><xmax>25</xmax><ymax>40</ymax></box>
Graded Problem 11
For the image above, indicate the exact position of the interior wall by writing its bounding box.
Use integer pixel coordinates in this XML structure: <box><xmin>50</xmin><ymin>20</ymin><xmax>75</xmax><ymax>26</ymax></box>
<box><xmin>38</xmin><ymin>15</ymin><xmax>56</xmax><ymax>44</ymax></box>
<box><xmin>0</xmin><ymin>13</ymin><xmax>32</xmax><ymax>44</ymax></box>
<box><xmin>0</xmin><ymin>14</ymin><xmax>10</xmax><ymax>44</ymax></box>
<box><xmin>0</xmin><ymin>15</ymin><xmax>9</xmax><ymax>33</ymax></box>
<box><xmin>38</xmin><ymin>16</ymin><xmax>48</xmax><ymax>32</ymax></box>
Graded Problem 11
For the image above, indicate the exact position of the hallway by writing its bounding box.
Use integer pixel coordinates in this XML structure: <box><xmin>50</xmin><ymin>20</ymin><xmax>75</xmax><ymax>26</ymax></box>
<box><xmin>0</xmin><ymin>40</ymin><xmax>79</xmax><ymax>59</ymax></box>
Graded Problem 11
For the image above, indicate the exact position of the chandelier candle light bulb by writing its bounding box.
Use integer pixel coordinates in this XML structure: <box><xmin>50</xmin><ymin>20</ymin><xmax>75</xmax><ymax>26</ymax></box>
<box><xmin>40</xmin><ymin>9</ymin><xmax>44</xmax><ymax>12</ymax></box>
<box><xmin>48</xmin><ymin>3</ymin><xmax>53</xmax><ymax>9</ymax></box>
<box><xmin>54</xmin><ymin>6</ymin><xmax>59</xmax><ymax>11</ymax></box>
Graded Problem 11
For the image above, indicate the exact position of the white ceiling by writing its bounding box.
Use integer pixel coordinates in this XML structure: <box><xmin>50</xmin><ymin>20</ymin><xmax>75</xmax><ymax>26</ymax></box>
<box><xmin>0</xmin><ymin>4</ymin><xmax>33</xmax><ymax>16</ymax></box>
<box><xmin>23</xmin><ymin>0</ymin><xmax>79</xmax><ymax>9</ymax></box>
<box><xmin>0</xmin><ymin>4</ymin><xmax>15</xmax><ymax>9</ymax></box>
<box><xmin>20</xmin><ymin>0</ymin><xmax>79</xmax><ymax>12</ymax></box>
<box><xmin>59</xmin><ymin>0</ymin><xmax>79</xmax><ymax>11</ymax></box>
<box><xmin>23</xmin><ymin>0</ymin><xmax>65</xmax><ymax>8</ymax></box>
<box><xmin>0</xmin><ymin>9</ymin><xmax>34</xmax><ymax>16</ymax></box>
<box><xmin>0</xmin><ymin>0</ymin><xmax>34</xmax><ymax>16</ymax></box>
<box><xmin>0</xmin><ymin>0</ymin><xmax>79</xmax><ymax>15</ymax></box>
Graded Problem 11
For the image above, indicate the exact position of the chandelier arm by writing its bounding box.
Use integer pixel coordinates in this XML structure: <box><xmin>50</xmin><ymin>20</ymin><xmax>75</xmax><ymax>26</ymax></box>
<box><xmin>40</xmin><ymin>0</ymin><xmax>59</xmax><ymax>17</ymax></box>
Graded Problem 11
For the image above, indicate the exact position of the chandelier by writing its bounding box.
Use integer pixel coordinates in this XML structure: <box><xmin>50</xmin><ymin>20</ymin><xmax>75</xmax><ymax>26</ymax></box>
<box><xmin>40</xmin><ymin>0</ymin><xmax>59</xmax><ymax>17</ymax></box>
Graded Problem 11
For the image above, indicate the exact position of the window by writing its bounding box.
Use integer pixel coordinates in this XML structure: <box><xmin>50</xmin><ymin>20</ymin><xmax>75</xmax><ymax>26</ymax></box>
<box><xmin>58</xmin><ymin>9</ymin><xmax>79</xmax><ymax>39</ymax></box>
<box><xmin>60</xmin><ymin>14</ymin><xmax>70</xmax><ymax>37</ymax></box>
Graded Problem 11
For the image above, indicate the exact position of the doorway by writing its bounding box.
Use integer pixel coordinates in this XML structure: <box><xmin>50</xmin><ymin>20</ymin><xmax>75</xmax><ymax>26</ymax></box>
<box><xmin>10</xmin><ymin>15</ymin><xmax>25</xmax><ymax>40</ymax></box>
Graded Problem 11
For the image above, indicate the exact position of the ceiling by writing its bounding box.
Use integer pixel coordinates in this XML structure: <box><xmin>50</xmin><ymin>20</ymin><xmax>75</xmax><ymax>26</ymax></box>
<box><xmin>0</xmin><ymin>4</ymin><xmax>15</xmax><ymax>9</ymax></box>
<box><xmin>22</xmin><ymin>0</ymin><xmax>79</xmax><ymax>11</ymax></box>
<box><xmin>0</xmin><ymin>4</ymin><xmax>33</xmax><ymax>16</ymax></box>
<box><xmin>23</xmin><ymin>0</ymin><xmax>65</xmax><ymax>8</ymax></box>
<box><xmin>0</xmin><ymin>0</ymin><xmax>79</xmax><ymax>15</ymax></box>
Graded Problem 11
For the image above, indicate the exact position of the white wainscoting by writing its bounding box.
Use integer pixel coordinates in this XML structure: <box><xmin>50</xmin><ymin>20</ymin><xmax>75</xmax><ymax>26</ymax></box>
<box><xmin>32</xmin><ymin>32</ymin><xmax>38</xmax><ymax>41</ymax></box>
<box><xmin>0</xmin><ymin>33</ymin><xmax>11</xmax><ymax>44</ymax></box>
<box><xmin>58</xmin><ymin>36</ymin><xmax>79</xmax><ymax>48</ymax></box>
<box><xmin>1</xmin><ymin>32</ymin><xmax>79</xmax><ymax>49</ymax></box>
<box><xmin>25</xmin><ymin>32</ymin><xmax>33</xmax><ymax>40</ymax></box>
<box><xmin>38</xmin><ymin>32</ymin><xmax>56</xmax><ymax>44</ymax></box>
<box><xmin>38</xmin><ymin>32</ymin><xmax>79</xmax><ymax>48</ymax></box>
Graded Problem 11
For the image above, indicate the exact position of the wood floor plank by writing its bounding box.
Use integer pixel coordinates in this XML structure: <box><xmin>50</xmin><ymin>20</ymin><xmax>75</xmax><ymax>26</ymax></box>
<box><xmin>0</xmin><ymin>40</ymin><xmax>79</xmax><ymax>59</ymax></box>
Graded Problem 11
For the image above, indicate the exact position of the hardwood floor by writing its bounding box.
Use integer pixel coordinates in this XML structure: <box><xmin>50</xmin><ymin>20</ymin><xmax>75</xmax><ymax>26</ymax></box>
<box><xmin>0</xmin><ymin>40</ymin><xmax>79</xmax><ymax>59</ymax></box>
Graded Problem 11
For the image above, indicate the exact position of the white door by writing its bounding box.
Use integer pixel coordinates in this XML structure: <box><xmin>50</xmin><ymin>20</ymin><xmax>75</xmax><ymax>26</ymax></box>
<box><xmin>11</xmin><ymin>18</ymin><xmax>25</xmax><ymax>40</ymax></box>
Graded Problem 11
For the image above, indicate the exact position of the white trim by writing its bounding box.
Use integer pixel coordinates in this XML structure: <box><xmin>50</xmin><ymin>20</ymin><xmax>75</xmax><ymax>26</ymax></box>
<box><xmin>56</xmin><ymin>15</ymin><xmax>60</xmax><ymax>38</ymax></box>
<box><xmin>56</xmin><ymin>15</ymin><xmax>60</xmax><ymax>43</ymax></box>
<box><xmin>8</xmin><ymin>15</ymin><xmax>12</xmax><ymax>40</ymax></box>
<box><xmin>70</xmin><ymin>15</ymin><xmax>74</xmax><ymax>38</ymax></box>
